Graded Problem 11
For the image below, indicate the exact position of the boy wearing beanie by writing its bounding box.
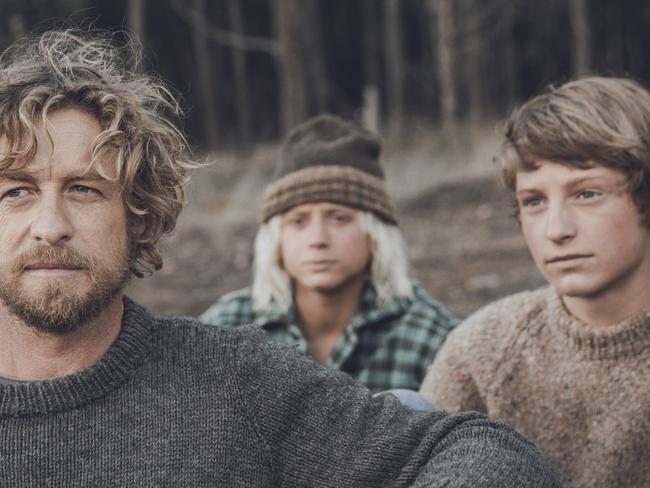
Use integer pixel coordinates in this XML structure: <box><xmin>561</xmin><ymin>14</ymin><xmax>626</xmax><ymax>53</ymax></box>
<box><xmin>420</xmin><ymin>77</ymin><xmax>650</xmax><ymax>487</ymax></box>
<box><xmin>202</xmin><ymin>114</ymin><xmax>456</xmax><ymax>393</ymax></box>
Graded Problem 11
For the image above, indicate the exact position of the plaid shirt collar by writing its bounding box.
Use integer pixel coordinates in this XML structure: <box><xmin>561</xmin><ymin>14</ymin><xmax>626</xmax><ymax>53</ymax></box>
<box><xmin>255</xmin><ymin>282</ymin><xmax>409</xmax><ymax>331</ymax></box>
<box><xmin>253</xmin><ymin>282</ymin><xmax>411</xmax><ymax>368</ymax></box>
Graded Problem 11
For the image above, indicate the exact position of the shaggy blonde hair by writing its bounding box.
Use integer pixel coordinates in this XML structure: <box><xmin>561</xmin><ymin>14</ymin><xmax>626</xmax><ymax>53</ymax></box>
<box><xmin>251</xmin><ymin>210</ymin><xmax>414</xmax><ymax>313</ymax></box>
<box><xmin>0</xmin><ymin>29</ymin><xmax>194</xmax><ymax>276</ymax></box>
<box><xmin>498</xmin><ymin>76</ymin><xmax>650</xmax><ymax>225</ymax></box>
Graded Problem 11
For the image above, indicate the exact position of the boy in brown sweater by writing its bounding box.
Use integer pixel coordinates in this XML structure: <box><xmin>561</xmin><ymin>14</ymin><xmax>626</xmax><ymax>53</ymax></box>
<box><xmin>420</xmin><ymin>76</ymin><xmax>650</xmax><ymax>488</ymax></box>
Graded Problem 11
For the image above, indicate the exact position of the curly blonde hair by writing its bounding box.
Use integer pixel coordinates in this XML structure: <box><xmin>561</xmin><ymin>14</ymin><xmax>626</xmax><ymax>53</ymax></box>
<box><xmin>498</xmin><ymin>76</ymin><xmax>650</xmax><ymax>226</ymax></box>
<box><xmin>0</xmin><ymin>29</ymin><xmax>195</xmax><ymax>276</ymax></box>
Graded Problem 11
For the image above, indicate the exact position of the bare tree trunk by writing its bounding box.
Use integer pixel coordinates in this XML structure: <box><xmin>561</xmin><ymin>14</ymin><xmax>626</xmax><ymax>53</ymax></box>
<box><xmin>502</xmin><ymin>27</ymin><xmax>517</xmax><ymax>112</ymax></box>
<box><xmin>362</xmin><ymin>0</ymin><xmax>381</xmax><ymax>132</ymax></box>
<box><xmin>492</xmin><ymin>2</ymin><xmax>519</xmax><ymax>114</ymax></box>
<box><xmin>272</xmin><ymin>0</ymin><xmax>308</xmax><ymax>133</ymax></box>
<box><xmin>301</xmin><ymin>0</ymin><xmax>327</xmax><ymax>113</ymax></box>
<box><xmin>227</xmin><ymin>0</ymin><xmax>252</xmax><ymax>142</ymax></box>
<box><xmin>7</xmin><ymin>13</ymin><xmax>26</xmax><ymax>41</ymax></box>
<box><xmin>569</xmin><ymin>0</ymin><xmax>591</xmax><ymax>76</ymax></box>
<box><xmin>362</xmin><ymin>86</ymin><xmax>380</xmax><ymax>134</ymax></box>
<box><xmin>362</xmin><ymin>0</ymin><xmax>381</xmax><ymax>90</ymax></box>
<box><xmin>191</xmin><ymin>0</ymin><xmax>219</xmax><ymax>148</ymax></box>
<box><xmin>462</xmin><ymin>0</ymin><xmax>483</xmax><ymax>127</ymax></box>
<box><xmin>430</xmin><ymin>0</ymin><xmax>457</xmax><ymax>137</ymax></box>
<box><xmin>127</xmin><ymin>0</ymin><xmax>146</xmax><ymax>45</ymax></box>
<box><xmin>383</xmin><ymin>0</ymin><xmax>405</xmax><ymax>136</ymax></box>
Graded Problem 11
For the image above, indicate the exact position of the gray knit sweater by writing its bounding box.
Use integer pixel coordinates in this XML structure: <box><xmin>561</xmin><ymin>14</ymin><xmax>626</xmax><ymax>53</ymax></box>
<box><xmin>421</xmin><ymin>286</ymin><xmax>650</xmax><ymax>487</ymax></box>
<box><xmin>0</xmin><ymin>298</ymin><xmax>559</xmax><ymax>487</ymax></box>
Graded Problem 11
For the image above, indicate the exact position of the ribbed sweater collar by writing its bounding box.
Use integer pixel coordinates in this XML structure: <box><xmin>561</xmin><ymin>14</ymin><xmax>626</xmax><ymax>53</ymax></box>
<box><xmin>0</xmin><ymin>297</ymin><xmax>155</xmax><ymax>417</ymax></box>
<box><xmin>546</xmin><ymin>288</ymin><xmax>650</xmax><ymax>360</ymax></box>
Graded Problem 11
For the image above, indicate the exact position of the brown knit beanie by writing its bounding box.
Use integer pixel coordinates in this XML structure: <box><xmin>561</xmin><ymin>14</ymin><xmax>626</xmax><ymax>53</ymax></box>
<box><xmin>261</xmin><ymin>114</ymin><xmax>397</xmax><ymax>224</ymax></box>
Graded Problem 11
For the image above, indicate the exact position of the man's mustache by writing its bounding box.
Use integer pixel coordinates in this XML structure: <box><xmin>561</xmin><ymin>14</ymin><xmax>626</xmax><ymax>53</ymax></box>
<box><xmin>13</xmin><ymin>246</ymin><xmax>94</xmax><ymax>273</ymax></box>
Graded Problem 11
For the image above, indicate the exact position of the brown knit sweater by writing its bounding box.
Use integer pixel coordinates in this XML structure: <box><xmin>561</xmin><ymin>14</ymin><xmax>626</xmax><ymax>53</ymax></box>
<box><xmin>420</xmin><ymin>286</ymin><xmax>650</xmax><ymax>488</ymax></box>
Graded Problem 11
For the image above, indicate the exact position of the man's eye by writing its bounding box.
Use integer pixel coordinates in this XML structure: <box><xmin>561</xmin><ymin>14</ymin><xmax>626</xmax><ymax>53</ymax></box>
<box><xmin>71</xmin><ymin>185</ymin><xmax>97</xmax><ymax>195</ymax></box>
<box><xmin>334</xmin><ymin>214</ymin><xmax>352</xmax><ymax>223</ymax></box>
<box><xmin>4</xmin><ymin>188</ymin><xmax>29</xmax><ymax>199</ymax></box>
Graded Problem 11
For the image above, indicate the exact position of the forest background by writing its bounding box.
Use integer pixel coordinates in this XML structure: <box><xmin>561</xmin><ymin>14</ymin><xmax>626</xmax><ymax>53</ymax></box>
<box><xmin>2</xmin><ymin>0</ymin><xmax>648</xmax><ymax>319</ymax></box>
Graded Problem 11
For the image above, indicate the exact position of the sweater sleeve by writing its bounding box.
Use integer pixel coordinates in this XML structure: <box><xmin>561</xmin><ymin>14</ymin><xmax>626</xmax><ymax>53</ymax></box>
<box><xmin>232</xmin><ymin>328</ymin><xmax>559</xmax><ymax>488</ymax></box>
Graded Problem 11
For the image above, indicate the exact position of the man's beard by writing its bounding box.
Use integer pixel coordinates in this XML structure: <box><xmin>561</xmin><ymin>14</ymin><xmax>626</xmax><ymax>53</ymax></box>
<box><xmin>0</xmin><ymin>245</ymin><xmax>131</xmax><ymax>334</ymax></box>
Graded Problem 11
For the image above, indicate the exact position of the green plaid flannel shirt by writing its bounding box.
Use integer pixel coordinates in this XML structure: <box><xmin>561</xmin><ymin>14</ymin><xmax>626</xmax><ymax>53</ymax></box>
<box><xmin>200</xmin><ymin>282</ymin><xmax>457</xmax><ymax>393</ymax></box>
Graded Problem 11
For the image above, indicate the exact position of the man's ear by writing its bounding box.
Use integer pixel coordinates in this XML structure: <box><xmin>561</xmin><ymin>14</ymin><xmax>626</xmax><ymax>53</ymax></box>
<box><xmin>365</xmin><ymin>252</ymin><xmax>373</xmax><ymax>273</ymax></box>
<box><xmin>129</xmin><ymin>215</ymin><xmax>147</xmax><ymax>239</ymax></box>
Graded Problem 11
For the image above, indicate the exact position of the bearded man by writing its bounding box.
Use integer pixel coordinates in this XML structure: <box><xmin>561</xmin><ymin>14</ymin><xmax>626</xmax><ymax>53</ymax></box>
<box><xmin>0</xmin><ymin>28</ymin><xmax>559</xmax><ymax>488</ymax></box>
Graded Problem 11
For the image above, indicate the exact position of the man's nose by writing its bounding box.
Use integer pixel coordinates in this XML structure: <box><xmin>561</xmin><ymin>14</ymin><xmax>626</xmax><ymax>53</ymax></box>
<box><xmin>545</xmin><ymin>202</ymin><xmax>577</xmax><ymax>243</ymax></box>
<box><xmin>29</xmin><ymin>194</ymin><xmax>74</xmax><ymax>244</ymax></box>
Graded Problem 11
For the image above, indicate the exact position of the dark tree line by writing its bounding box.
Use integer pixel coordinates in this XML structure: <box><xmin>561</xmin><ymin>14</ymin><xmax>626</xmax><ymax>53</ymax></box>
<box><xmin>2</xmin><ymin>0</ymin><xmax>650</xmax><ymax>150</ymax></box>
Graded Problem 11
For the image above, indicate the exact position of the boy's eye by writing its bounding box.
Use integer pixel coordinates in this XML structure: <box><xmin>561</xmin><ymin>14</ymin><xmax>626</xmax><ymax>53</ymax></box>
<box><xmin>286</xmin><ymin>215</ymin><xmax>305</xmax><ymax>226</ymax></box>
<box><xmin>577</xmin><ymin>190</ymin><xmax>598</xmax><ymax>199</ymax></box>
<box><xmin>522</xmin><ymin>196</ymin><xmax>543</xmax><ymax>208</ymax></box>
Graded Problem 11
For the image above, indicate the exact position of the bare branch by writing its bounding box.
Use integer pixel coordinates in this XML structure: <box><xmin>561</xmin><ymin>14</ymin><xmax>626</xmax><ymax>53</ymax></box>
<box><xmin>169</xmin><ymin>0</ymin><xmax>280</xmax><ymax>56</ymax></box>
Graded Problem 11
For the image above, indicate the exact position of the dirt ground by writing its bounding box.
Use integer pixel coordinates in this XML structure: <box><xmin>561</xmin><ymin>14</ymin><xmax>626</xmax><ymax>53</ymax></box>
<box><xmin>126</xmin><ymin>129</ymin><xmax>547</xmax><ymax>321</ymax></box>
